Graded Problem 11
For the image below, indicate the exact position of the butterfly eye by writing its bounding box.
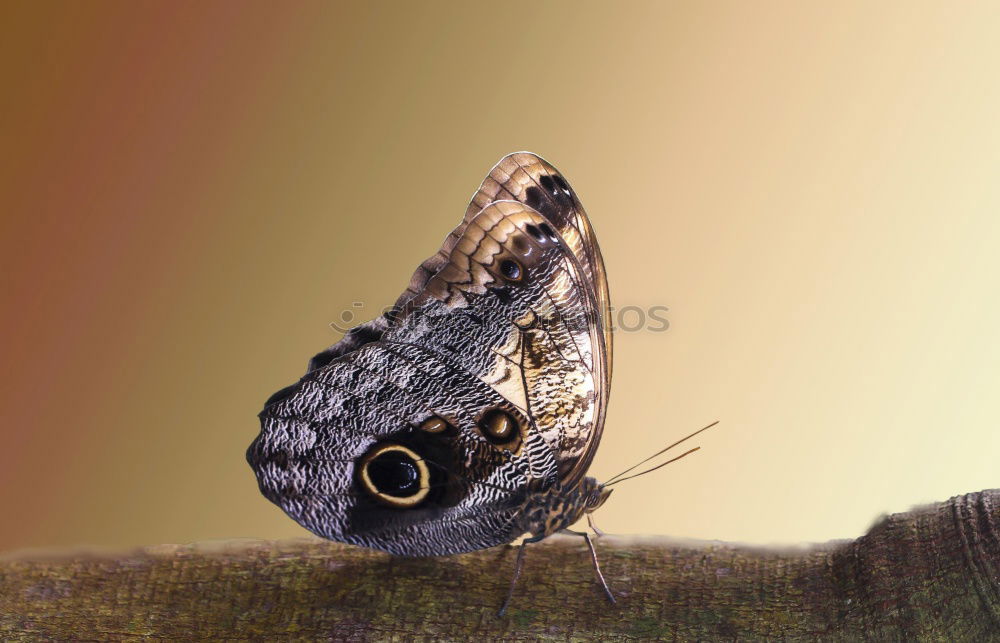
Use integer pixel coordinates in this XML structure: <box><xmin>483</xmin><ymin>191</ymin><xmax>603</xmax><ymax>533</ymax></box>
<box><xmin>499</xmin><ymin>259</ymin><xmax>522</xmax><ymax>282</ymax></box>
<box><xmin>358</xmin><ymin>444</ymin><xmax>430</xmax><ymax>508</ymax></box>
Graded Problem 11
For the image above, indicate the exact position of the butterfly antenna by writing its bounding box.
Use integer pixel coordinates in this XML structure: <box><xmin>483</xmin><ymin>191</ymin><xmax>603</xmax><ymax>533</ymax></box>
<box><xmin>604</xmin><ymin>447</ymin><xmax>701</xmax><ymax>486</ymax></box>
<box><xmin>603</xmin><ymin>420</ymin><xmax>718</xmax><ymax>486</ymax></box>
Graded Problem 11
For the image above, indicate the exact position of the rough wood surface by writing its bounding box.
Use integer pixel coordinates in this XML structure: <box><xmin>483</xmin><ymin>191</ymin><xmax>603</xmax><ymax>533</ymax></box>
<box><xmin>1</xmin><ymin>489</ymin><xmax>999</xmax><ymax>641</ymax></box>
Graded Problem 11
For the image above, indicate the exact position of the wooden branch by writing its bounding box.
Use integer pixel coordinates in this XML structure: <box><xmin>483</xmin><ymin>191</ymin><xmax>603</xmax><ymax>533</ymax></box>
<box><xmin>2</xmin><ymin>490</ymin><xmax>999</xmax><ymax>640</ymax></box>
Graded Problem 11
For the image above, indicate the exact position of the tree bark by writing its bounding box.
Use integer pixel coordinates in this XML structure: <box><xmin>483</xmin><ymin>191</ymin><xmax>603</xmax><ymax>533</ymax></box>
<box><xmin>1</xmin><ymin>490</ymin><xmax>999</xmax><ymax>641</ymax></box>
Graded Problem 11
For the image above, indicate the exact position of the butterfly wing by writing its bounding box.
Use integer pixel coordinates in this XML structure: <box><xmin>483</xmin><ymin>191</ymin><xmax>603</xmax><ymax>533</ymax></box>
<box><xmin>392</xmin><ymin>152</ymin><xmax>612</xmax><ymax>487</ymax></box>
<box><xmin>400</xmin><ymin>153</ymin><xmax>612</xmax><ymax>374</ymax></box>
<box><xmin>466</xmin><ymin>152</ymin><xmax>612</xmax><ymax>363</ymax></box>
<box><xmin>247</xmin><ymin>157</ymin><xmax>611</xmax><ymax>556</ymax></box>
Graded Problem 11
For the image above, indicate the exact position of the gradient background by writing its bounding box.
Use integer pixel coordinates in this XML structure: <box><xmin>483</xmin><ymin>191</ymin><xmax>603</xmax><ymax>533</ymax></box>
<box><xmin>3</xmin><ymin>1</ymin><xmax>999</xmax><ymax>552</ymax></box>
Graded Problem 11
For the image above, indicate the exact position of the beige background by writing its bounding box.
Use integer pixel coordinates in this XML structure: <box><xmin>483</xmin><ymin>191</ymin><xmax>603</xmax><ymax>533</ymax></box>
<box><xmin>2</xmin><ymin>1</ymin><xmax>999</xmax><ymax>552</ymax></box>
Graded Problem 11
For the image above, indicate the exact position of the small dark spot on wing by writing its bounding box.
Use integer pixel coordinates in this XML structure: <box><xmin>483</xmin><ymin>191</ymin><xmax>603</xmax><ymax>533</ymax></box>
<box><xmin>538</xmin><ymin>223</ymin><xmax>558</xmax><ymax>242</ymax></box>
<box><xmin>525</xmin><ymin>223</ymin><xmax>545</xmax><ymax>242</ymax></box>
<box><xmin>491</xmin><ymin>286</ymin><xmax>514</xmax><ymax>305</ymax></box>
<box><xmin>500</xmin><ymin>259</ymin><xmax>522</xmax><ymax>281</ymax></box>
<box><xmin>525</xmin><ymin>186</ymin><xmax>544</xmax><ymax>211</ymax></box>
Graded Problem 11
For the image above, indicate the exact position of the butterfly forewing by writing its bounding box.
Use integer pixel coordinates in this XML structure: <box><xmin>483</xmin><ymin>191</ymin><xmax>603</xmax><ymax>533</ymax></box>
<box><xmin>463</xmin><ymin>153</ymin><xmax>612</xmax><ymax>486</ymax></box>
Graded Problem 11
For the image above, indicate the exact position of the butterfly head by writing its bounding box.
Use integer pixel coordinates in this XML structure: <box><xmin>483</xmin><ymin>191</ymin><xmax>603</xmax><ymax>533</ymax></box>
<box><xmin>585</xmin><ymin>484</ymin><xmax>614</xmax><ymax>514</ymax></box>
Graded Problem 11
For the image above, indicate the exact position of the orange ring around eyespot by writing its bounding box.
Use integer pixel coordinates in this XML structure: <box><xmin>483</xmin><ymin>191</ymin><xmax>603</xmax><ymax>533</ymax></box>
<box><xmin>358</xmin><ymin>444</ymin><xmax>430</xmax><ymax>508</ymax></box>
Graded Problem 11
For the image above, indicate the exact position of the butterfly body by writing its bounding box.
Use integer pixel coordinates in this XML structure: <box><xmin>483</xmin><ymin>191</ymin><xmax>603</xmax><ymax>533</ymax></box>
<box><xmin>248</xmin><ymin>152</ymin><xmax>614</xmax><ymax>569</ymax></box>
<box><xmin>518</xmin><ymin>477</ymin><xmax>613</xmax><ymax>539</ymax></box>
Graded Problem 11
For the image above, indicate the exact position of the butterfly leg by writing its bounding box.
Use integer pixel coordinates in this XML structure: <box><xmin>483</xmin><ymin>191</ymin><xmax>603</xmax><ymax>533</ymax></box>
<box><xmin>498</xmin><ymin>535</ymin><xmax>544</xmax><ymax>617</ymax></box>
<box><xmin>586</xmin><ymin>513</ymin><xmax>607</xmax><ymax>538</ymax></box>
<box><xmin>562</xmin><ymin>528</ymin><xmax>616</xmax><ymax>605</ymax></box>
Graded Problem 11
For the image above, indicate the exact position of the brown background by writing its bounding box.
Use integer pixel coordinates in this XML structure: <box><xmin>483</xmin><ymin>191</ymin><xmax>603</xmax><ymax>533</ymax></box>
<box><xmin>3</xmin><ymin>1</ymin><xmax>999</xmax><ymax>552</ymax></box>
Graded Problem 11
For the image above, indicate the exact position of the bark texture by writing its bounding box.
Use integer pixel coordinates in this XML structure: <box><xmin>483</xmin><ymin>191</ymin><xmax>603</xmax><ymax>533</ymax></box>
<box><xmin>1</xmin><ymin>490</ymin><xmax>999</xmax><ymax>641</ymax></box>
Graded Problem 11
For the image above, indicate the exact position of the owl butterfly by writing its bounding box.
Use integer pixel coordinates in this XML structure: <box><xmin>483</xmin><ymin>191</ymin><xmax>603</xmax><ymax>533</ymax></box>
<box><xmin>248</xmin><ymin>152</ymin><xmax>705</xmax><ymax>615</ymax></box>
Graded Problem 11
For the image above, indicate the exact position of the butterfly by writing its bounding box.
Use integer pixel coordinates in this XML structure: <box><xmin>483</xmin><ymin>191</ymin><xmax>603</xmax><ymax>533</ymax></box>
<box><xmin>247</xmin><ymin>152</ymin><xmax>703</xmax><ymax>614</ymax></box>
